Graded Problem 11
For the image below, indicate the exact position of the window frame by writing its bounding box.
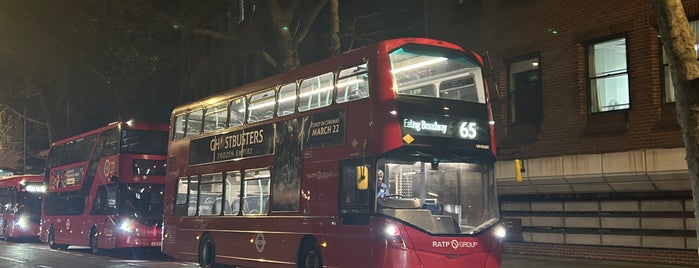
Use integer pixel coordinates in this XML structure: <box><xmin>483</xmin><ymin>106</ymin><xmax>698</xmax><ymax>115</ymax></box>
<box><xmin>586</xmin><ymin>35</ymin><xmax>631</xmax><ymax>113</ymax></box>
<box><xmin>507</xmin><ymin>54</ymin><xmax>542</xmax><ymax>125</ymax></box>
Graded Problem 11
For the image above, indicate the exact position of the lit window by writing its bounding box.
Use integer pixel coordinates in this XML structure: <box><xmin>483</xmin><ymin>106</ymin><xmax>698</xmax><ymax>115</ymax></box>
<box><xmin>336</xmin><ymin>63</ymin><xmax>369</xmax><ymax>103</ymax></box>
<box><xmin>587</xmin><ymin>37</ymin><xmax>629</xmax><ymax>113</ymax></box>
<box><xmin>299</xmin><ymin>72</ymin><xmax>334</xmax><ymax>112</ymax></box>
<box><xmin>186</xmin><ymin>110</ymin><xmax>204</xmax><ymax>136</ymax></box>
<box><xmin>203</xmin><ymin>101</ymin><xmax>228</xmax><ymax>133</ymax></box>
<box><xmin>277</xmin><ymin>83</ymin><xmax>297</xmax><ymax>117</ymax></box>
<box><xmin>248</xmin><ymin>89</ymin><xmax>276</xmax><ymax>123</ymax></box>
<box><xmin>229</xmin><ymin>97</ymin><xmax>246</xmax><ymax>127</ymax></box>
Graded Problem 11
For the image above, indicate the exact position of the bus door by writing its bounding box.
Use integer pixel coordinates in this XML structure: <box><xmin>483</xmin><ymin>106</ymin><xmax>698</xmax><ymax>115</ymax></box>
<box><xmin>336</xmin><ymin>161</ymin><xmax>373</xmax><ymax>267</ymax></box>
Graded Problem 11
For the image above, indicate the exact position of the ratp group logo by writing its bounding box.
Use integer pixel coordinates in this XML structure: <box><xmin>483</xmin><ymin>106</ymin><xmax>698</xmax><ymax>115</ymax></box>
<box><xmin>432</xmin><ymin>240</ymin><xmax>478</xmax><ymax>250</ymax></box>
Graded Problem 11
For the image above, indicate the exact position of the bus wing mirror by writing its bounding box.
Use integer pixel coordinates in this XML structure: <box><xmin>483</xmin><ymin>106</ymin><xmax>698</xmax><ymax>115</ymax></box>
<box><xmin>356</xmin><ymin>166</ymin><xmax>368</xmax><ymax>190</ymax></box>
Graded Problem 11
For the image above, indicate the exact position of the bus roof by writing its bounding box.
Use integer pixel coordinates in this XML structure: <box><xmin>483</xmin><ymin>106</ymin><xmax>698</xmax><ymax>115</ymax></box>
<box><xmin>0</xmin><ymin>174</ymin><xmax>44</xmax><ymax>189</ymax></box>
<box><xmin>171</xmin><ymin>38</ymin><xmax>474</xmax><ymax>115</ymax></box>
<box><xmin>51</xmin><ymin>120</ymin><xmax>169</xmax><ymax>147</ymax></box>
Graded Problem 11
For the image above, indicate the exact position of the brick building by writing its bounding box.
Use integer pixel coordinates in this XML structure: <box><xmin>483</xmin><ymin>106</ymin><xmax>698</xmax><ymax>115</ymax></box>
<box><xmin>426</xmin><ymin>0</ymin><xmax>699</xmax><ymax>266</ymax></box>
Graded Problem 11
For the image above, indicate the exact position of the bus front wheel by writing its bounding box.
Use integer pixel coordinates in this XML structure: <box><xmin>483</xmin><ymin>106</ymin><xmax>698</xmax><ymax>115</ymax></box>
<box><xmin>1</xmin><ymin>220</ymin><xmax>8</xmax><ymax>240</ymax></box>
<box><xmin>198</xmin><ymin>233</ymin><xmax>216</xmax><ymax>268</ymax></box>
<box><xmin>298</xmin><ymin>239</ymin><xmax>323</xmax><ymax>268</ymax></box>
<box><xmin>89</xmin><ymin>228</ymin><xmax>101</xmax><ymax>255</ymax></box>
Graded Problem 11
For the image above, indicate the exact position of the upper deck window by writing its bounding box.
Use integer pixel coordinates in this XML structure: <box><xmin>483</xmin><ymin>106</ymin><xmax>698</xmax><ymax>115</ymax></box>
<box><xmin>389</xmin><ymin>44</ymin><xmax>486</xmax><ymax>103</ymax></box>
<box><xmin>203</xmin><ymin>101</ymin><xmax>229</xmax><ymax>133</ymax></box>
<box><xmin>277</xmin><ymin>83</ymin><xmax>297</xmax><ymax>117</ymax></box>
<box><xmin>336</xmin><ymin>63</ymin><xmax>369</xmax><ymax>103</ymax></box>
<box><xmin>121</xmin><ymin>130</ymin><xmax>168</xmax><ymax>155</ymax></box>
<box><xmin>248</xmin><ymin>89</ymin><xmax>276</xmax><ymax>123</ymax></box>
<box><xmin>229</xmin><ymin>97</ymin><xmax>246</xmax><ymax>127</ymax></box>
<box><xmin>186</xmin><ymin>110</ymin><xmax>204</xmax><ymax>137</ymax></box>
<box><xmin>299</xmin><ymin>72</ymin><xmax>334</xmax><ymax>111</ymax></box>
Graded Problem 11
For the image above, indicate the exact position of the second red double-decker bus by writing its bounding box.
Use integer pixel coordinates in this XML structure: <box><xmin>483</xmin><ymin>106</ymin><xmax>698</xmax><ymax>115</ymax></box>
<box><xmin>0</xmin><ymin>174</ymin><xmax>44</xmax><ymax>241</ymax></box>
<box><xmin>39</xmin><ymin>120</ymin><xmax>169</xmax><ymax>254</ymax></box>
<box><xmin>162</xmin><ymin>38</ymin><xmax>504</xmax><ymax>267</ymax></box>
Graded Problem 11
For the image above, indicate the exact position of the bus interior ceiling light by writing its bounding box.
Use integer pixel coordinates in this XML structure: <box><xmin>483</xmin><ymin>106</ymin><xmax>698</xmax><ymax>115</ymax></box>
<box><xmin>391</xmin><ymin>57</ymin><xmax>447</xmax><ymax>74</ymax></box>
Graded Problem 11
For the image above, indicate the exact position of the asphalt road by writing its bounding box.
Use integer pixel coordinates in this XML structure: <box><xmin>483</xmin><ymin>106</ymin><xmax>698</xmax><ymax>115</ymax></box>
<box><xmin>502</xmin><ymin>253</ymin><xmax>691</xmax><ymax>268</ymax></box>
<box><xmin>0</xmin><ymin>239</ymin><xmax>691</xmax><ymax>268</ymax></box>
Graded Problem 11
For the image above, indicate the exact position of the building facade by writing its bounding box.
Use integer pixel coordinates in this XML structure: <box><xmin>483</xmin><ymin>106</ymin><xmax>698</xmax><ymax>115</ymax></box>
<box><xmin>426</xmin><ymin>0</ymin><xmax>699</xmax><ymax>266</ymax></box>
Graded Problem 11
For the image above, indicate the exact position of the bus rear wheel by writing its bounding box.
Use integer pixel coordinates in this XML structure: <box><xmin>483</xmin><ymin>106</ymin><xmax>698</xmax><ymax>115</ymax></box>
<box><xmin>48</xmin><ymin>226</ymin><xmax>68</xmax><ymax>250</ymax></box>
<box><xmin>298</xmin><ymin>240</ymin><xmax>323</xmax><ymax>268</ymax></box>
<box><xmin>198</xmin><ymin>234</ymin><xmax>216</xmax><ymax>268</ymax></box>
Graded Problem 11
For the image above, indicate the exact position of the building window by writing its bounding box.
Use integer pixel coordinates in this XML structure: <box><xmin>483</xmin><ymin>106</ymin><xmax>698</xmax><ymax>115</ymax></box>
<box><xmin>587</xmin><ymin>37</ymin><xmax>629</xmax><ymax>113</ymax></box>
<box><xmin>508</xmin><ymin>56</ymin><xmax>542</xmax><ymax>125</ymax></box>
<box><xmin>663</xmin><ymin>20</ymin><xmax>699</xmax><ymax>103</ymax></box>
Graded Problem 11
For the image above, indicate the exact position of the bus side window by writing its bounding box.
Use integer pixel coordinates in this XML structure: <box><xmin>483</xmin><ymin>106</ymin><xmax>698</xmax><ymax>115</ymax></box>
<box><xmin>248</xmin><ymin>89</ymin><xmax>276</xmax><ymax>123</ymax></box>
<box><xmin>242</xmin><ymin>169</ymin><xmax>270</xmax><ymax>215</ymax></box>
<box><xmin>198</xmin><ymin>173</ymin><xmax>223</xmax><ymax>216</ymax></box>
<box><xmin>229</xmin><ymin>97</ymin><xmax>246</xmax><ymax>127</ymax></box>
<box><xmin>203</xmin><ymin>101</ymin><xmax>228</xmax><ymax>133</ymax></box>
<box><xmin>186</xmin><ymin>110</ymin><xmax>204</xmax><ymax>137</ymax></box>
<box><xmin>225</xmin><ymin>171</ymin><xmax>242</xmax><ymax>215</ymax></box>
<box><xmin>299</xmin><ymin>72</ymin><xmax>333</xmax><ymax>111</ymax></box>
<box><xmin>336</xmin><ymin>63</ymin><xmax>369</xmax><ymax>103</ymax></box>
<box><xmin>188</xmin><ymin>176</ymin><xmax>200</xmax><ymax>216</ymax></box>
<box><xmin>277</xmin><ymin>83</ymin><xmax>297</xmax><ymax>117</ymax></box>
<box><xmin>173</xmin><ymin>114</ymin><xmax>186</xmax><ymax>140</ymax></box>
<box><xmin>174</xmin><ymin>177</ymin><xmax>189</xmax><ymax>216</ymax></box>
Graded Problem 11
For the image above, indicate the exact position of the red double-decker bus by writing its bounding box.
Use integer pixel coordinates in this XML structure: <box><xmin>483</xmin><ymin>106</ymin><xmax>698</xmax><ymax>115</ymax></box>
<box><xmin>39</xmin><ymin>120</ymin><xmax>169</xmax><ymax>254</ymax></box>
<box><xmin>162</xmin><ymin>38</ymin><xmax>504</xmax><ymax>267</ymax></box>
<box><xmin>0</xmin><ymin>174</ymin><xmax>44</xmax><ymax>241</ymax></box>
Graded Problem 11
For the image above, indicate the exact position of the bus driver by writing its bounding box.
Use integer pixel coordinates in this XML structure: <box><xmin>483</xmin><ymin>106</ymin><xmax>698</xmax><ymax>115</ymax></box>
<box><xmin>377</xmin><ymin>169</ymin><xmax>388</xmax><ymax>198</ymax></box>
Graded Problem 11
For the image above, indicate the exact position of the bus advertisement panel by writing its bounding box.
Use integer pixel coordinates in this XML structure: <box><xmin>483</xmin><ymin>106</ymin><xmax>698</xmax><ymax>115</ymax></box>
<box><xmin>39</xmin><ymin>121</ymin><xmax>168</xmax><ymax>254</ymax></box>
<box><xmin>162</xmin><ymin>38</ymin><xmax>503</xmax><ymax>268</ymax></box>
<box><xmin>0</xmin><ymin>175</ymin><xmax>44</xmax><ymax>240</ymax></box>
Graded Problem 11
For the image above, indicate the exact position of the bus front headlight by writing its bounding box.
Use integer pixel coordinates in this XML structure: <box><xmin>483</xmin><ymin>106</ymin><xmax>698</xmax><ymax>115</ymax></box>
<box><xmin>15</xmin><ymin>216</ymin><xmax>29</xmax><ymax>230</ymax></box>
<box><xmin>119</xmin><ymin>219</ymin><xmax>135</xmax><ymax>233</ymax></box>
<box><xmin>493</xmin><ymin>224</ymin><xmax>507</xmax><ymax>239</ymax></box>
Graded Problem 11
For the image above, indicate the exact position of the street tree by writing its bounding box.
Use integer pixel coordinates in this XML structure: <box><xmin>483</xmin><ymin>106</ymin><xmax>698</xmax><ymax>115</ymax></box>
<box><xmin>651</xmin><ymin>0</ymin><xmax>699</xmax><ymax>254</ymax></box>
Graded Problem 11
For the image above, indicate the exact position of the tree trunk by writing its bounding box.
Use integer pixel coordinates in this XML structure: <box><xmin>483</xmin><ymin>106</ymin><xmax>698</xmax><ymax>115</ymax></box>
<box><xmin>328</xmin><ymin>0</ymin><xmax>341</xmax><ymax>56</ymax></box>
<box><xmin>651</xmin><ymin>0</ymin><xmax>699</xmax><ymax>255</ymax></box>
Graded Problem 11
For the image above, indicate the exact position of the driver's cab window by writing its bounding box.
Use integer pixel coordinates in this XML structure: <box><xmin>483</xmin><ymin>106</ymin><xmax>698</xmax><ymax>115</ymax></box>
<box><xmin>91</xmin><ymin>185</ymin><xmax>117</xmax><ymax>215</ymax></box>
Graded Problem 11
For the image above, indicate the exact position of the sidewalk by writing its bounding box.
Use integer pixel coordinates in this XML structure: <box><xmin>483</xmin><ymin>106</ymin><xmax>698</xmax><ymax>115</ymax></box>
<box><xmin>502</xmin><ymin>253</ymin><xmax>692</xmax><ymax>268</ymax></box>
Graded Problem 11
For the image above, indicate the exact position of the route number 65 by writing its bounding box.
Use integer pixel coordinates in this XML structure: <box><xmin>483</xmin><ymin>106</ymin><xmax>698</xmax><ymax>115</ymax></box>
<box><xmin>459</xmin><ymin>122</ymin><xmax>478</xmax><ymax>139</ymax></box>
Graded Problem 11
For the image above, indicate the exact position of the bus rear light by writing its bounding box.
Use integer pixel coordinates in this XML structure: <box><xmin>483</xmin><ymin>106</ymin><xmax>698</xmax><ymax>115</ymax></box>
<box><xmin>384</xmin><ymin>224</ymin><xmax>406</xmax><ymax>249</ymax></box>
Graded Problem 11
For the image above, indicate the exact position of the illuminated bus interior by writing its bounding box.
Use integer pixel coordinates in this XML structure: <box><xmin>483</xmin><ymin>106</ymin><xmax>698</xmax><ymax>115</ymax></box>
<box><xmin>171</xmin><ymin>63</ymin><xmax>369</xmax><ymax>141</ymax></box>
<box><xmin>377</xmin><ymin>159</ymin><xmax>499</xmax><ymax>235</ymax></box>
<box><xmin>389</xmin><ymin>44</ymin><xmax>486</xmax><ymax>103</ymax></box>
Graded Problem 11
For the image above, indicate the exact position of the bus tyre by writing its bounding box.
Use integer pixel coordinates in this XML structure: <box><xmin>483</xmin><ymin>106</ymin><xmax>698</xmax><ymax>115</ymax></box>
<box><xmin>1</xmin><ymin>220</ymin><xmax>8</xmax><ymax>240</ymax></box>
<box><xmin>89</xmin><ymin>228</ymin><xmax>101</xmax><ymax>255</ymax></box>
<box><xmin>48</xmin><ymin>226</ymin><xmax>68</xmax><ymax>250</ymax></box>
<box><xmin>198</xmin><ymin>234</ymin><xmax>216</xmax><ymax>268</ymax></box>
<box><xmin>298</xmin><ymin>240</ymin><xmax>323</xmax><ymax>268</ymax></box>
